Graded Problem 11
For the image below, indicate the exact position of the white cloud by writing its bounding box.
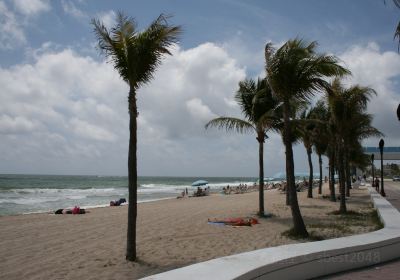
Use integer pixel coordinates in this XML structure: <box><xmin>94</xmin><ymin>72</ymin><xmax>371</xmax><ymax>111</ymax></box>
<box><xmin>0</xmin><ymin>1</ymin><xmax>26</xmax><ymax>49</ymax></box>
<box><xmin>0</xmin><ymin>115</ymin><xmax>41</xmax><ymax>134</ymax></box>
<box><xmin>0</xmin><ymin>47</ymin><xmax>127</xmax><ymax>174</ymax></box>
<box><xmin>186</xmin><ymin>98</ymin><xmax>217</xmax><ymax>122</ymax></box>
<box><xmin>0</xmin><ymin>43</ymin><xmax>252</xmax><ymax>175</ymax></box>
<box><xmin>0</xmin><ymin>0</ymin><xmax>51</xmax><ymax>50</ymax></box>
<box><xmin>13</xmin><ymin>0</ymin><xmax>50</xmax><ymax>16</ymax></box>
<box><xmin>137</xmin><ymin>43</ymin><xmax>246</xmax><ymax>141</ymax></box>
<box><xmin>339</xmin><ymin>42</ymin><xmax>400</xmax><ymax>146</ymax></box>
<box><xmin>61</xmin><ymin>0</ymin><xmax>86</xmax><ymax>19</ymax></box>
<box><xmin>96</xmin><ymin>10</ymin><xmax>116</xmax><ymax>30</ymax></box>
<box><xmin>70</xmin><ymin>118</ymin><xmax>117</xmax><ymax>142</ymax></box>
<box><xmin>2</xmin><ymin>38</ymin><xmax>398</xmax><ymax>176</ymax></box>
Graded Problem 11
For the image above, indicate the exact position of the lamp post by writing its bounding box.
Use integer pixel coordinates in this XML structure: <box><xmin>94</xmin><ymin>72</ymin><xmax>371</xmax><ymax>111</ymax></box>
<box><xmin>371</xmin><ymin>154</ymin><xmax>374</xmax><ymax>187</ymax></box>
<box><xmin>379</xmin><ymin>139</ymin><xmax>385</xmax><ymax>197</ymax></box>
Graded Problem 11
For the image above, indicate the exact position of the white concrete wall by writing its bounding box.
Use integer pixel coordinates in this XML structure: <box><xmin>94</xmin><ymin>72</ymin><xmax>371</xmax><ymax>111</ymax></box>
<box><xmin>141</xmin><ymin>188</ymin><xmax>400</xmax><ymax>280</ymax></box>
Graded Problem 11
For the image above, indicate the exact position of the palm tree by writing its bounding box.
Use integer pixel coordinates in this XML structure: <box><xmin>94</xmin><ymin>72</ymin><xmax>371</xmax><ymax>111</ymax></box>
<box><xmin>344</xmin><ymin>112</ymin><xmax>383</xmax><ymax>197</ymax></box>
<box><xmin>92</xmin><ymin>13</ymin><xmax>181</xmax><ymax>261</ymax></box>
<box><xmin>299</xmin><ymin>109</ymin><xmax>316</xmax><ymax>198</ymax></box>
<box><xmin>310</xmin><ymin>100</ymin><xmax>329</xmax><ymax>195</ymax></box>
<box><xmin>265</xmin><ymin>39</ymin><xmax>350</xmax><ymax>236</ymax></box>
<box><xmin>326</xmin><ymin>78</ymin><xmax>381</xmax><ymax>212</ymax></box>
<box><xmin>206</xmin><ymin>78</ymin><xmax>279</xmax><ymax>216</ymax></box>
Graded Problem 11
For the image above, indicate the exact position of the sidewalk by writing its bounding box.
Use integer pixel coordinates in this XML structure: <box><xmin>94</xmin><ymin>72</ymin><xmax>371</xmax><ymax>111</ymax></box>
<box><xmin>322</xmin><ymin>181</ymin><xmax>400</xmax><ymax>280</ymax></box>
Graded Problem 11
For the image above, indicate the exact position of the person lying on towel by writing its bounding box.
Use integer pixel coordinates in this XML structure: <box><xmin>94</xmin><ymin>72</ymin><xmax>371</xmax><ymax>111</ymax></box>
<box><xmin>110</xmin><ymin>198</ymin><xmax>127</xmax><ymax>206</ymax></box>
<box><xmin>55</xmin><ymin>206</ymin><xmax>86</xmax><ymax>214</ymax></box>
<box><xmin>208</xmin><ymin>217</ymin><xmax>259</xmax><ymax>226</ymax></box>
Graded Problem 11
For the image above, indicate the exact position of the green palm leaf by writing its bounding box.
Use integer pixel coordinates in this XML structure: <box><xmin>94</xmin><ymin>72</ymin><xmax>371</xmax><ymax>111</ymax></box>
<box><xmin>205</xmin><ymin>117</ymin><xmax>255</xmax><ymax>134</ymax></box>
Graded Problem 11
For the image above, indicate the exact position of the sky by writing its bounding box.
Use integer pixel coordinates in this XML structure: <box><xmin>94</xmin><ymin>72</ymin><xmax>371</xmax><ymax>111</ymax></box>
<box><xmin>0</xmin><ymin>0</ymin><xmax>399</xmax><ymax>177</ymax></box>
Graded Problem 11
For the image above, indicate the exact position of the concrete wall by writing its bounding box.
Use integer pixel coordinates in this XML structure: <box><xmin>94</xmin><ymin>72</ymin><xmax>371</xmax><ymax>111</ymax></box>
<box><xmin>141</xmin><ymin>188</ymin><xmax>400</xmax><ymax>280</ymax></box>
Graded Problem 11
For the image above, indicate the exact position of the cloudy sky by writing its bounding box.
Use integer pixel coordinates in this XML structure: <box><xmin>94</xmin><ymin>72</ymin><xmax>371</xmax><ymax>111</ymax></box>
<box><xmin>0</xmin><ymin>0</ymin><xmax>399</xmax><ymax>177</ymax></box>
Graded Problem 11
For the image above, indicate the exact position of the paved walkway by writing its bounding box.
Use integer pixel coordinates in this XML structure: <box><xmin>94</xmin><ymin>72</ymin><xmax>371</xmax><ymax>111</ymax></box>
<box><xmin>322</xmin><ymin>181</ymin><xmax>400</xmax><ymax>280</ymax></box>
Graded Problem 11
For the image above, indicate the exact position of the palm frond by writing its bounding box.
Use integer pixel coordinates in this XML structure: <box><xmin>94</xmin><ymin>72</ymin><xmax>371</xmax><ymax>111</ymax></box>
<box><xmin>131</xmin><ymin>14</ymin><xmax>182</xmax><ymax>88</ymax></box>
<box><xmin>265</xmin><ymin>38</ymin><xmax>350</xmax><ymax>103</ymax></box>
<box><xmin>92</xmin><ymin>15</ymin><xmax>131</xmax><ymax>83</ymax></box>
<box><xmin>92</xmin><ymin>12</ymin><xmax>181</xmax><ymax>89</ymax></box>
<box><xmin>236</xmin><ymin>79</ymin><xmax>257</xmax><ymax>121</ymax></box>
<box><xmin>257</xmin><ymin>110</ymin><xmax>282</xmax><ymax>133</ymax></box>
<box><xmin>385</xmin><ymin>1</ymin><xmax>400</xmax><ymax>51</ymax></box>
<box><xmin>205</xmin><ymin>117</ymin><xmax>255</xmax><ymax>134</ymax></box>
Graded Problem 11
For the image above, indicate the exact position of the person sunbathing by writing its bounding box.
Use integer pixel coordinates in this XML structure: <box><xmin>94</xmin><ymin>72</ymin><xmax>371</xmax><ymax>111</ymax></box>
<box><xmin>208</xmin><ymin>217</ymin><xmax>259</xmax><ymax>227</ymax></box>
<box><xmin>110</xmin><ymin>198</ymin><xmax>127</xmax><ymax>206</ymax></box>
<box><xmin>55</xmin><ymin>206</ymin><xmax>86</xmax><ymax>214</ymax></box>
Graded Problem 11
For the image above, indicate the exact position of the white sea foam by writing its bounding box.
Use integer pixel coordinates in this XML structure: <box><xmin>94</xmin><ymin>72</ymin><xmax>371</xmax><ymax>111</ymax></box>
<box><xmin>10</xmin><ymin>187</ymin><xmax>120</xmax><ymax>194</ymax></box>
<box><xmin>0</xmin><ymin>187</ymin><xmax>127</xmax><ymax>206</ymax></box>
<box><xmin>0</xmin><ymin>197</ymin><xmax>62</xmax><ymax>205</ymax></box>
<box><xmin>0</xmin><ymin>177</ymin><xmax>258</xmax><ymax>215</ymax></box>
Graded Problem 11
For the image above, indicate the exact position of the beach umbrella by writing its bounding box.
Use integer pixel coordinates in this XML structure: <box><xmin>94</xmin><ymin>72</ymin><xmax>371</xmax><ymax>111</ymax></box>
<box><xmin>191</xmin><ymin>180</ymin><xmax>208</xmax><ymax>186</ymax></box>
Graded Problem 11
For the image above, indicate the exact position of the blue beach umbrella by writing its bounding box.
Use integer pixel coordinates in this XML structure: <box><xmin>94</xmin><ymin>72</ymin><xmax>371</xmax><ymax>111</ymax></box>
<box><xmin>191</xmin><ymin>180</ymin><xmax>208</xmax><ymax>187</ymax></box>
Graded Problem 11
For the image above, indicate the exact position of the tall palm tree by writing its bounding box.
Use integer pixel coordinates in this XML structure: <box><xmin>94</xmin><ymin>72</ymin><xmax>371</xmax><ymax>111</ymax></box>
<box><xmin>206</xmin><ymin>78</ymin><xmax>279</xmax><ymax>216</ymax></box>
<box><xmin>344</xmin><ymin>92</ymin><xmax>382</xmax><ymax>197</ymax></box>
<box><xmin>299</xmin><ymin>109</ymin><xmax>316</xmax><ymax>198</ymax></box>
<box><xmin>326</xmin><ymin>78</ymin><xmax>381</xmax><ymax>212</ymax></box>
<box><xmin>92</xmin><ymin>13</ymin><xmax>181</xmax><ymax>261</ymax></box>
<box><xmin>310</xmin><ymin>100</ymin><xmax>329</xmax><ymax>195</ymax></box>
<box><xmin>265</xmin><ymin>39</ymin><xmax>350</xmax><ymax>236</ymax></box>
<box><xmin>344</xmin><ymin>112</ymin><xmax>383</xmax><ymax>196</ymax></box>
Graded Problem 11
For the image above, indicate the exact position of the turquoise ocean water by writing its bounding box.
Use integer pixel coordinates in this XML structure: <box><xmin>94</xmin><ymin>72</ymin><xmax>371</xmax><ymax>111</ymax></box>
<box><xmin>0</xmin><ymin>175</ymin><xmax>256</xmax><ymax>216</ymax></box>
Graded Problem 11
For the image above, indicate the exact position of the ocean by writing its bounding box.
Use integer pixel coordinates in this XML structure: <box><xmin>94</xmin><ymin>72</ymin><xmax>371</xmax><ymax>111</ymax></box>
<box><xmin>0</xmin><ymin>174</ymin><xmax>256</xmax><ymax>216</ymax></box>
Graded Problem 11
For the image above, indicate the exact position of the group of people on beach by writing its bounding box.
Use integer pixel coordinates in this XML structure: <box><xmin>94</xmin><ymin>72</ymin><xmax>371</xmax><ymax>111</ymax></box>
<box><xmin>177</xmin><ymin>186</ymin><xmax>211</xmax><ymax>198</ymax></box>
<box><xmin>222</xmin><ymin>184</ymin><xmax>250</xmax><ymax>195</ymax></box>
<box><xmin>194</xmin><ymin>186</ymin><xmax>210</xmax><ymax>197</ymax></box>
<box><xmin>54</xmin><ymin>197</ymin><xmax>127</xmax><ymax>214</ymax></box>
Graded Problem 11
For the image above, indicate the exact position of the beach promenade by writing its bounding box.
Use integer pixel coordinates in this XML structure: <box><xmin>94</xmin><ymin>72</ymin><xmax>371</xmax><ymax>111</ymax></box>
<box><xmin>323</xmin><ymin>180</ymin><xmax>400</xmax><ymax>280</ymax></box>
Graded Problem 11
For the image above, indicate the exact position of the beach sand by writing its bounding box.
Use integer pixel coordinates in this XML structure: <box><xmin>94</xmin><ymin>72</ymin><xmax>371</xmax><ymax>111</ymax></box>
<box><xmin>0</xmin><ymin>184</ymin><xmax>377</xmax><ymax>280</ymax></box>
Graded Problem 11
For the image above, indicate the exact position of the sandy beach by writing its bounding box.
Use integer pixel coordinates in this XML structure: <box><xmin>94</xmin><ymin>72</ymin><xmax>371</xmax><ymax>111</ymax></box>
<box><xmin>0</xmin><ymin>184</ymin><xmax>377</xmax><ymax>280</ymax></box>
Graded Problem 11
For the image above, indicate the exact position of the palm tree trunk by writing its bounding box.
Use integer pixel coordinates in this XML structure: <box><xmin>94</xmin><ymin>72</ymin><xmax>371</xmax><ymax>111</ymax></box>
<box><xmin>329</xmin><ymin>151</ymin><xmax>336</xmax><ymax>202</ymax></box>
<box><xmin>257</xmin><ymin>132</ymin><xmax>265</xmax><ymax>216</ymax></box>
<box><xmin>345</xmin><ymin>149</ymin><xmax>351</xmax><ymax>197</ymax></box>
<box><xmin>318</xmin><ymin>153</ymin><xmax>322</xmax><ymax>195</ymax></box>
<box><xmin>126</xmin><ymin>89</ymin><xmax>138</xmax><ymax>261</ymax></box>
<box><xmin>285</xmin><ymin>147</ymin><xmax>291</xmax><ymax>206</ymax></box>
<box><xmin>283</xmin><ymin>100</ymin><xmax>308</xmax><ymax>237</ymax></box>
<box><xmin>338</xmin><ymin>146</ymin><xmax>347</xmax><ymax>213</ymax></box>
<box><xmin>280</xmin><ymin>137</ymin><xmax>290</xmax><ymax>206</ymax></box>
<box><xmin>307</xmin><ymin>147</ymin><xmax>313</xmax><ymax>198</ymax></box>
